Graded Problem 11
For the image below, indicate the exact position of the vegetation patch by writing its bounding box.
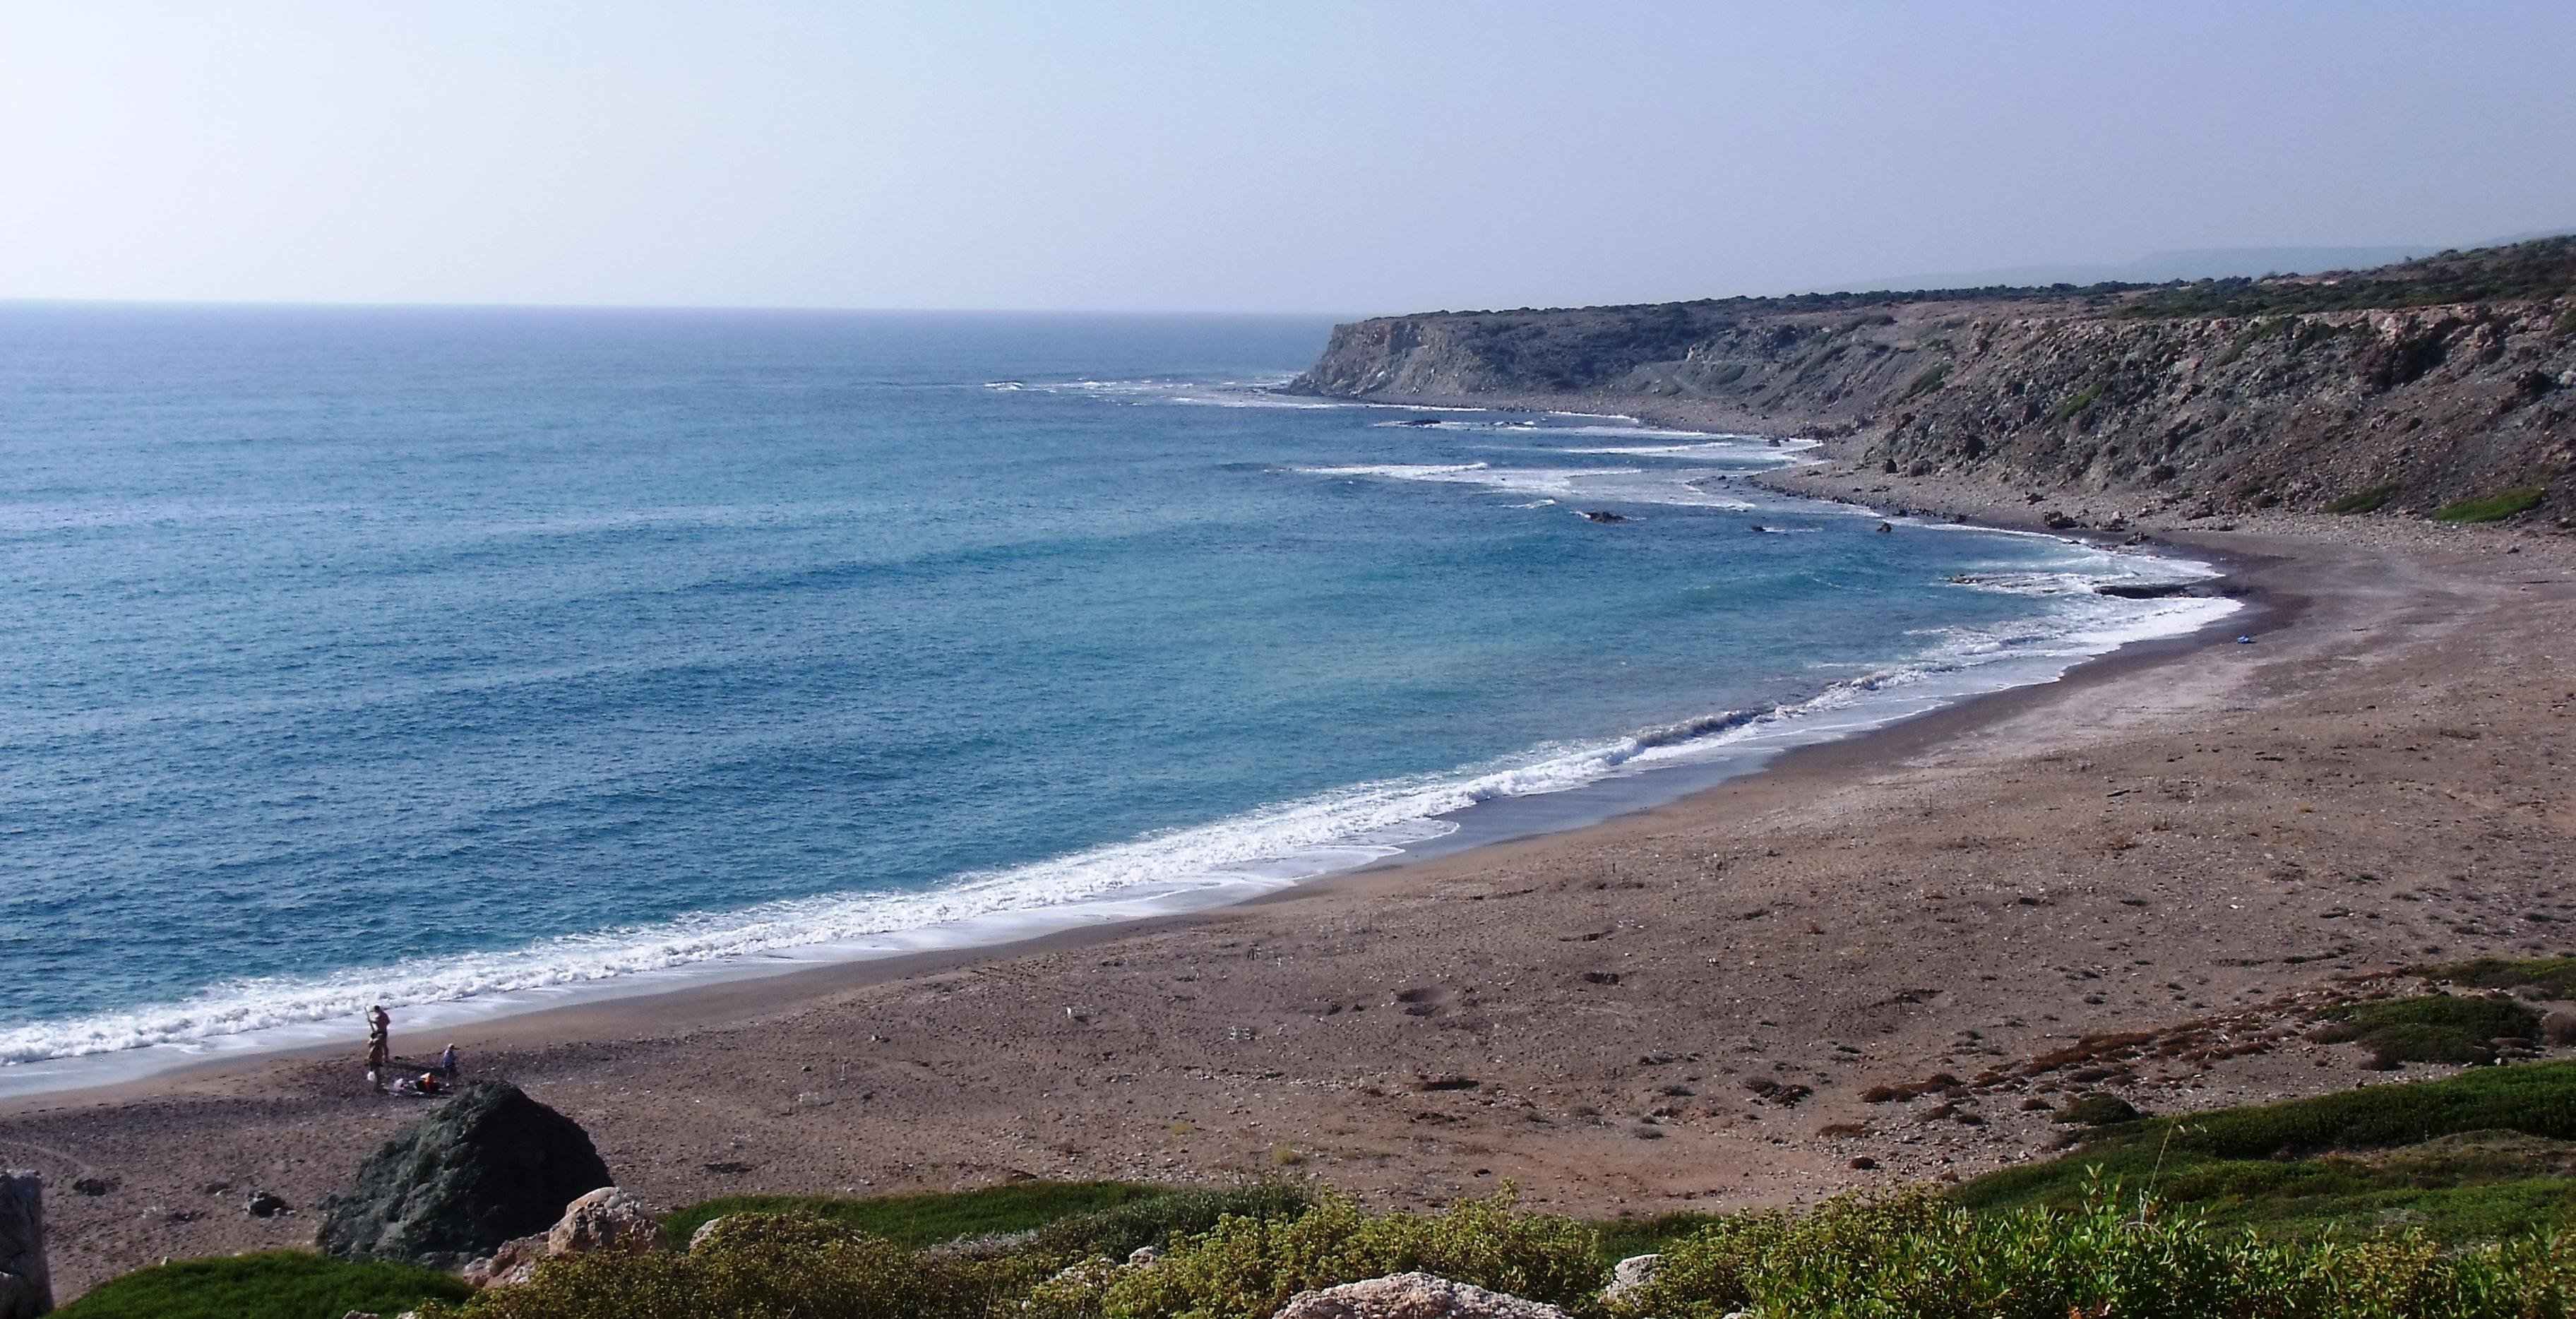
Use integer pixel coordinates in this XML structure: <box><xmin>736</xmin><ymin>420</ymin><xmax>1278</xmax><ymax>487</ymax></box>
<box><xmin>2044</xmin><ymin>381</ymin><xmax>2106</xmax><ymax>424</ymax></box>
<box><xmin>2435</xmin><ymin>486</ymin><xmax>2547</xmax><ymax>523</ymax></box>
<box><xmin>1620</xmin><ymin>1183</ymin><xmax>2576</xmax><ymax>1318</ymax></box>
<box><xmin>1901</xmin><ymin>363</ymin><xmax>1948</xmax><ymax>398</ymax></box>
<box><xmin>661</xmin><ymin>1181</ymin><xmax>1169</xmax><ymax>1251</ymax></box>
<box><xmin>2414</xmin><ymin>955</ymin><xmax>2576</xmax><ymax>998</ymax></box>
<box><xmin>2326</xmin><ymin>481</ymin><xmax>2404</xmax><ymax>514</ymax></box>
<box><xmin>1962</xmin><ymin>1061</ymin><xmax>2576</xmax><ymax>1239</ymax></box>
<box><xmin>53</xmin><ymin>1251</ymin><xmax>472</xmax><ymax>1319</ymax></box>
<box><xmin>2051</xmin><ymin>1092</ymin><xmax>2143</xmax><ymax>1126</ymax></box>
<box><xmin>2310</xmin><ymin>993</ymin><xmax>2541</xmax><ymax>1068</ymax></box>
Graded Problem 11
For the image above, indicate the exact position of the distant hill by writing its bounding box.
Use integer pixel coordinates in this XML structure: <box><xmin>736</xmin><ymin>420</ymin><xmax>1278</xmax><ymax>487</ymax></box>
<box><xmin>1291</xmin><ymin>238</ymin><xmax>2576</xmax><ymax>520</ymax></box>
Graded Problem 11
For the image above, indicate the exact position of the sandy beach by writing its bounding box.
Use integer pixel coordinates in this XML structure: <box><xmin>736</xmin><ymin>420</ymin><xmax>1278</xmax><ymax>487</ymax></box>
<box><xmin>7</xmin><ymin>461</ymin><xmax>2574</xmax><ymax>1299</ymax></box>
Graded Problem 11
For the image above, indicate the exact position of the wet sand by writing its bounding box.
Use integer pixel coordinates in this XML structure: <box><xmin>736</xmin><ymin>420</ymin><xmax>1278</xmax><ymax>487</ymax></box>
<box><xmin>8</xmin><ymin>462</ymin><xmax>2575</xmax><ymax>1298</ymax></box>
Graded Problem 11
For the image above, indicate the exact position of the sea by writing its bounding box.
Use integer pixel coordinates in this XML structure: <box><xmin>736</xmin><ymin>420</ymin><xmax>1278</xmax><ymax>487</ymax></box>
<box><xmin>0</xmin><ymin>306</ymin><xmax>2238</xmax><ymax>1090</ymax></box>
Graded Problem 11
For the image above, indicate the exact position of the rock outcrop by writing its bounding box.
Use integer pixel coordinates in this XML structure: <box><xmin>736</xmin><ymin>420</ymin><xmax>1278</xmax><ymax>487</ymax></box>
<box><xmin>1602</xmin><ymin>1253</ymin><xmax>1659</xmax><ymax>1303</ymax></box>
<box><xmin>1272</xmin><ymin>1272</ymin><xmax>1571</xmax><ymax>1319</ymax></box>
<box><xmin>0</xmin><ymin>1171</ymin><xmax>47</xmax><ymax>1319</ymax></box>
<box><xmin>460</xmin><ymin>1186</ymin><xmax>662</xmax><ymax>1287</ymax></box>
<box><xmin>1290</xmin><ymin>238</ymin><xmax>2576</xmax><ymax>520</ymax></box>
<box><xmin>315</xmin><ymin>1081</ymin><xmax>614</xmax><ymax>1268</ymax></box>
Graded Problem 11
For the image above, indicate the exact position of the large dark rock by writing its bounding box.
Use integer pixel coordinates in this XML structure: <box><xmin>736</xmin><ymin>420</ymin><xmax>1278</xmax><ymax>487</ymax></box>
<box><xmin>316</xmin><ymin>1082</ymin><xmax>613</xmax><ymax>1267</ymax></box>
<box><xmin>0</xmin><ymin>1170</ymin><xmax>47</xmax><ymax>1319</ymax></box>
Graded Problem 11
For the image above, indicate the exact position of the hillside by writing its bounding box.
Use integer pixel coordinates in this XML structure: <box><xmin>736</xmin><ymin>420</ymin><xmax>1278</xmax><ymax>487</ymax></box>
<box><xmin>1290</xmin><ymin>238</ymin><xmax>2576</xmax><ymax>519</ymax></box>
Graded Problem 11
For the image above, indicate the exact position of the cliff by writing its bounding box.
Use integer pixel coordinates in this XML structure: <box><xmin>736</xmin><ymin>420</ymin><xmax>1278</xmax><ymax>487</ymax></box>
<box><xmin>1292</xmin><ymin>239</ymin><xmax>2576</xmax><ymax>518</ymax></box>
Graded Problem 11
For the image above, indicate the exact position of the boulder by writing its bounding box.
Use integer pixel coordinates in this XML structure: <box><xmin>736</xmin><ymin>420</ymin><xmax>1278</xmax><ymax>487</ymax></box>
<box><xmin>1273</xmin><ymin>1272</ymin><xmax>1571</xmax><ymax>1319</ymax></box>
<box><xmin>460</xmin><ymin>1186</ymin><xmax>661</xmax><ymax>1288</ymax></box>
<box><xmin>315</xmin><ymin>1081</ymin><xmax>614</xmax><ymax>1267</ymax></box>
<box><xmin>1602</xmin><ymin>1253</ymin><xmax>1659</xmax><ymax>1303</ymax></box>
<box><xmin>0</xmin><ymin>1171</ymin><xmax>48</xmax><ymax>1319</ymax></box>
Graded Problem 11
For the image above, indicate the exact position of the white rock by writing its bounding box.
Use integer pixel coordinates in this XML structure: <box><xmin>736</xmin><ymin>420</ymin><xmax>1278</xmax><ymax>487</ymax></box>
<box><xmin>1602</xmin><ymin>1252</ymin><xmax>1659</xmax><ymax>1301</ymax></box>
<box><xmin>1273</xmin><ymin>1271</ymin><xmax>1573</xmax><ymax>1319</ymax></box>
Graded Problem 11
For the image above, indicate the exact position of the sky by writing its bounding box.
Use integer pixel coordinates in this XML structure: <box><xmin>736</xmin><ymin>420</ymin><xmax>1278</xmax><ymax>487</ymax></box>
<box><xmin>4</xmin><ymin>2</ymin><xmax>2572</xmax><ymax>315</ymax></box>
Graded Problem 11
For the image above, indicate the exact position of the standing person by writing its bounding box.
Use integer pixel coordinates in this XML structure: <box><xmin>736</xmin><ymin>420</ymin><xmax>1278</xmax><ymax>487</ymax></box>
<box><xmin>364</xmin><ymin>1031</ymin><xmax>388</xmax><ymax>1091</ymax></box>
<box><xmin>368</xmin><ymin>1005</ymin><xmax>390</xmax><ymax>1061</ymax></box>
<box><xmin>439</xmin><ymin>1042</ymin><xmax>458</xmax><ymax>1078</ymax></box>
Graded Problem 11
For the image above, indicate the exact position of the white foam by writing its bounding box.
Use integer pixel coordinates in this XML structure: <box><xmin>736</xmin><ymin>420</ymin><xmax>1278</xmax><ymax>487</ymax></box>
<box><xmin>1301</xmin><ymin>463</ymin><xmax>1755</xmax><ymax>510</ymax></box>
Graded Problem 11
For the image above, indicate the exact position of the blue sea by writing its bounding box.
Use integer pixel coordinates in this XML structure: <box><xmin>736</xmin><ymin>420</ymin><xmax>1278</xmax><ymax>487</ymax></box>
<box><xmin>0</xmin><ymin>306</ymin><xmax>2234</xmax><ymax>1082</ymax></box>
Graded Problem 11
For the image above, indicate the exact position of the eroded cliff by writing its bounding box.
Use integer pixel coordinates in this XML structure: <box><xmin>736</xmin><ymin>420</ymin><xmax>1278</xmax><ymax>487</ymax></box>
<box><xmin>1293</xmin><ymin>239</ymin><xmax>2576</xmax><ymax>518</ymax></box>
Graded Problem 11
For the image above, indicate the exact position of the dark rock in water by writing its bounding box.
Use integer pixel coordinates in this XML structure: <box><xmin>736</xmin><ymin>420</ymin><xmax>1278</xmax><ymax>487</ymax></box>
<box><xmin>1396</xmin><ymin>418</ymin><xmax>1442</xmax><ymax>427</ymax></box>
<box><xmin>1875</xmin><ymin>522</ymin><xmax>1894</xmax><ymax>534</ymax></box>
<box><xmin>1746</xmin><ymin>524</ymin><xmax>1766</xmax><ymax>533</ymax></box>
<box><xmin>316</xmin><ymin>1081</ymin><xmax>613</xmax><ymax>1267</ymax></box>
<box><xmin>1581</xmin><ymin>511</ymin><xmax>1628</xmax><ymax>524</ymax></box>
<box><xmin>2093</xmin><ymin>581</ymin><xmax>2199</xmax><ymax>599</ymax></box>
<box><xmin>0</xmin><ymin>1171</ymin><xmax>48</xmax><ymax>1319</ymax></box>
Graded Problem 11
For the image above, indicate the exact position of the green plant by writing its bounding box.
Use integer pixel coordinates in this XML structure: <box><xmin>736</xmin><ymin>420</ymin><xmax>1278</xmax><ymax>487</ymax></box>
<box><xmin>2435</xmin><ymin>486</ymin><xmax>2547</xmax><ymax>523</ymax></box>
<box><xmin>1902</xmin><ymin>363</ymin><xmax>1948</xmax><ymax>398</ymax></box>
<box><xmin>419</xmin><ymin>1212</ymin><xmax>1013</xmax><ymax>1319</ymax></box>
<box><xmin>2327</xmin><ymin>482</ymin><xmax>2404</xmax><ymax>514</ymax></box>
<box><xmin>2044</xmin><ymin>381</ymin><xmax>2105</xmax><ymax>424</ymax></box>
<box><xmin>1075</xmin><ymin>1189</ymin><xmax>1604</xmax><ymax>1319</ymax></box>
<box><xmin>2414</xmin><ymin>956</ymin><xmax>2576</xmax><ymax>998</ymax></box>
<box><xmin>1612</xmin><ymin>1182</ymin><xmax>2576</xmax><ymax>1319</ymax></box>
<box><xmin>2310</xmin><ymin>993</ymin><xmax>2541</xmax><ymax>1067</ymax></box>
<box><xmin>1027</xmin><ymin>1183</ymin><xmax>1314</xmax><ymax>1263</ymax></box>
<box><xmin>54</xmin><ymin>1251</ymin><xmax>472</xmax><ymax>1319</ymax></box>
<box><xmin>661</xmin><ymin>1181</ymin><xmax>1164</xmax><ymax>1251</ymax></box>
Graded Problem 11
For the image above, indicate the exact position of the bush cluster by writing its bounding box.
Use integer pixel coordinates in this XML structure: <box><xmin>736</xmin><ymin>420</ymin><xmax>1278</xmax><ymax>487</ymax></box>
<box><xmin>1614</xmin><ymin>1184</ymin><xmax>2576</xmax><ymax>1319</ymax></box>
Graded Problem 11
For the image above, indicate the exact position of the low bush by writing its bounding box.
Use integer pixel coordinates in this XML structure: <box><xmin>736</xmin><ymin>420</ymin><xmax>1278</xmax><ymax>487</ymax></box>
<box><xmin>2044</xmin><ymin>381</ymin><xmax>2105</xmax><ymax>424</ymax></box>
<box><xmin>661</xmin><ymin>1180</ymin><xmax>1167</xmax><ymax>1251</ymax></box>
<box><xmin>2326</xmin><ymin>482</ymin><xmax>2404</xmax><ymax>514</ymax></box>
<box><xmin>1611</xmin><ymin>1183</ymin><xmax>2576</xmax><ymax>1319</ymax></box>
<box><xmin>1026</xmin><ymin>1181</ymin><xmax>1312</xmax><ymax>1262</ymax></box>
<box><xmin>2435</xmin><ymin>486</ymin><xmax>2547</xmax><ymax>523</ymax></box>
<box><xmin>1902</xmin><ymin>363</ymin><xmax>1948</xmax><ymax>398</ymax></box>
<box><xmin>54</xmin><ymin>1251</ymin><xmax>472</xmax><ymax>1319</ymax></box>
<box><xmin>2415</xmin><ymin>955</ymin><xmax>2576</xmax><ymax>998</ymax></box>
<box><xmin>1058</xmin><ymin>1190</ymin><xmax>1604</xmax><ymax>1319</ymax></box>
<box><xmin>2310</xmin><ymin>993</ymin><xmax>2540</xmax><ymax>1068</ymax></box>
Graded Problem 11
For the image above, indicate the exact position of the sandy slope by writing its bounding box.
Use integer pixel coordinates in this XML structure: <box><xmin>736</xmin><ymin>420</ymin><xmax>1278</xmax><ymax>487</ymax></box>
<box><xmin>6</xmin><ymin>467</ymin><xmax>2574</xmax><ymax>1299</ymax></box>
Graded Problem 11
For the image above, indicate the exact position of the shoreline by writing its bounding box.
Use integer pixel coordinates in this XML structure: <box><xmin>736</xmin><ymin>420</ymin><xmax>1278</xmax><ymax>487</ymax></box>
<box><xmin>10</xmin><ymin>411</ymin><xmax>2572</xmax><ymax>1300</ymax></box>
<box><xmin>0</xmin><ymin>553</ymin><xmax>2272</xmax><ymax>1123</ymax></box>
<box><xmin>0</xmin><ymin>430</ymin><xmax>2243</xmax><ymax>1105</ymax></box>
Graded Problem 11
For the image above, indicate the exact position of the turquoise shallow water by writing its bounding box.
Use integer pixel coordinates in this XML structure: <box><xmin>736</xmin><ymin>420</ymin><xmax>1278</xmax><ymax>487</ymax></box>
<box><xmin>0</xmin><ymin>306</ymin><xmax>2231</xmax><ymax>1071</ymax></box>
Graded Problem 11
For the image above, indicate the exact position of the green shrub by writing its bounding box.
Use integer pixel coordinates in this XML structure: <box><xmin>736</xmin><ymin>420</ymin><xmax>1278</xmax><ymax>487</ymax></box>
<box><xmin>2327</xmin><ymin>482</ymin><xmax>2404</xmax><ymax>514</ymax></box>
<box><xmin>1072</xmin><ymin>1190</ymin><xmax>1604</xmax><ymax>1319</ymax></box>
<box><xmin>662</xmin><ymin>1180</ymin><xmax>1166</xmax><ymax>1251</ymax></box>
<box><xmin>2310</xmin><ymin>994</ymin><xmax>2541</xmax><ymax>1067</ymax></box>
<box><xmin>1902</xmin><ymin>363</ymin><xmax>1948</xmax><ymax>398</ymax></box>
<box><xmin>2053</xmin><ymin>1093</ymin><xmax>2145</xmax><ymax>1126</ymax></box>
<box><xmin>419</xmin><ymin>1212</ymin><xmax>1015</xmax><ymax>1319</ymax></box>
<box><xmin>1027</xmin><ymin>1182</ymin><xmax>1312</xmax><ymax>1262</ymax></box>
<box><xmin>2415</xmin><ymin>956</ymin><xmax>2576</xmax><ymax>999</ymax></box>
<box><xmin>2435</xmin><ymin>487</ymin><xmax>2547</xmax><ymax>523</ymax></box>
<box><xmin>54</xmin><ymin>1251</ymin><xmax>471</xmax><ymax>1319</ymax></box>
<box><xmin>1611</xmin><ymin>1183</ymin><xmax>2576</xmax><ymax>1319</ymax></box>
<box><xmin>2044</xmin><ymin>381</ymin><xmax>2104</xmax><ymax>424</ymax></box>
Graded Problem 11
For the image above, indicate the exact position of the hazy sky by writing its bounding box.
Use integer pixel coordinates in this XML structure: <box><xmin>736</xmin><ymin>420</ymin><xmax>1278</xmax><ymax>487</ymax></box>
<box><xmin>5</xmin><ymin>3</ymin><xmax>2571</xmax><ymax>314</ymax></box>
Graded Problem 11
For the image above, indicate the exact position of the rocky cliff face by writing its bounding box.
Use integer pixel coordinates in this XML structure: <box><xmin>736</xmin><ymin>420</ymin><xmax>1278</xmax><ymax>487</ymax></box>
<box><xmin>1293</xmin><ymin>241</ymin><xmax>2576</xmax><ymax>518</ymax></box>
